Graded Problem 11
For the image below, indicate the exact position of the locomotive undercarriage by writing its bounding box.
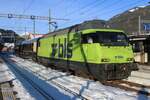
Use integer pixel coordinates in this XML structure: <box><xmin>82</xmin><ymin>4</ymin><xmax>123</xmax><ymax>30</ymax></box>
<box><xmin>37</xmin><ymin>56</ymin><xmax>132</xmax><ymax>81</ymax></box>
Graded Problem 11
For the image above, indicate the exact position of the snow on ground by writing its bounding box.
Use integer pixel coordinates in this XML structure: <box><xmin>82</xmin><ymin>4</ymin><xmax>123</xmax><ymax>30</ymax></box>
<box><xmin>0</xmin><ymin>57</ymin><xmax>35</xmax><ymax>100</ymax></box>
<box><xmin>0</xmin><ymin>63</ymin><xmax>15</xmax><ymax>83</ymax></box>
<box><xmin>125</xmin><ymin>64</ymin><xmax>150</xmax><ymax>86</ymax></box>
<box><xmin>7</xmin><ymin>54</ymin><xmax>150</xmax><ymax>100</ymax></box>
<box><xmin>3</xmin><ymin>55</ymin><xmax>81</xmax><ymax>100</ymax></box>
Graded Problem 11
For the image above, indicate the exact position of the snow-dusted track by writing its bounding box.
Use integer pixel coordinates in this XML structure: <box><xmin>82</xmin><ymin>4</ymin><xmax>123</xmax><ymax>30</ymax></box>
<box><xmin>103</xmin><ymin>80</ymin><xmax>150</xmax><ymax>96</ymax></box>
<box><xmin>1</xmin><ymin>54</ymin><xmax>88</xmax><ymax>100</ymax></box>
<box><xmin>139</xmin><ymin>64</ymin><xmax>150</xmax><ymax>71</ymax></box>
<box><xmin>1</xmin><ymin>53</ymin><xmax>150</xmax><ymax>100</ymax></box>
<box><xmin>124</xmin><ymin>64</ymin><xmax>150</xmax><ymax>86</ymax></box>
<box><xmin>6</xmin><ymin>59</ymin><xmax>91</xmax><ymax>99</ymax></box>
<box><xmin>2</xmin><ymin>56</ymin><xmax>55</xmax><ymax>100</ymax></box>
<box><xmin>102</xmin><ymin>64</ymin><xmax>150</xmax><ymax>95</ymax></box>
<box><xmin>8</xmin><ymin>56</ymin><xmax>108</xmax><ymax>100</ymax></box>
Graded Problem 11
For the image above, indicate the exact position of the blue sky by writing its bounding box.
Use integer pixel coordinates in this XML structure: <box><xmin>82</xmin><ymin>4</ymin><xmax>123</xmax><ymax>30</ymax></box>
<box><xmin>0</xmin><ymin>0</ymin><xmax>149</xmax><ymax>34</ymax></box>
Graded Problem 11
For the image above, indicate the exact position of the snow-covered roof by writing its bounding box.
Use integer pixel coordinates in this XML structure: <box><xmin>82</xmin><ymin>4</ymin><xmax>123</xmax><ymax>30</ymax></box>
<box><xmin>21</xmin><ymin>38</ymin><xmax>39</xmax><ymax>45</ymax></box>
<box><xmin>29</xmin><ymin>33</ymin><xmax>44</xmax><ymax>39</ymax></box>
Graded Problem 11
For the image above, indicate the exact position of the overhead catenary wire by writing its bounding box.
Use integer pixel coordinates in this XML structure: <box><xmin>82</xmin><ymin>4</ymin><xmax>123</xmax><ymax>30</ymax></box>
<box><xmin>66</xmin><ymin>0</ymin><xmax>80</xmax><ymax>12</ymax></box>
<box><xmin>0</xmin><ymin>26</ymin><xmax>32</xmax><ymax>29</ymax></box>
<box><xmin>59</xmin><ymin>0</ymin><xmax>107</xmax><ymax>28</ymax></box>
<box><xmin>16</xmin><ymin>0</ymin><xmax>35</xmax><ymax>35</ymax></box>
<box><xmin>62</xmin><ymin>0</ymin><xmax>98</xmax><ymax>17</ymax></box>
<box><xmin>64</xmin><ymin>0</ymin><xmax>106</xmax><ymax>18</ymax></box>
<box><xmin>60</xmin><ymin>0</ymin><xmax>80</xmax><ymax>17</ymax></box>
<box><xmin>59</xmin><ymin>0</ymin><xmax>146</xmax><ymax>28</ymax></box>
<box><xmin>52</xmin><ymin>0</ymin><xmax>66</xmax><ymax>10</ymax></box>
<box><xmin>22</xmin><ymin>0</ymin><xmax>35</xmax><ymax>14</ymax></box>
<box><xmin>79</xmin><ymin>0</ymin><xmax>122</xmax><ymax>17</ymax></box>
<box><xmin>68</xmin><ymin>0</ymin><xmax>125</xmax><ymax>24</ymax></box>
<box><xmin>87</xmin><ymin>0</ymin><xmax>145</xmax><ymax>20</ymax></box>
<box><xmin>78</xmin><ymin>0</ymin><xmax>106</xmax><ymax>15</ymax></box>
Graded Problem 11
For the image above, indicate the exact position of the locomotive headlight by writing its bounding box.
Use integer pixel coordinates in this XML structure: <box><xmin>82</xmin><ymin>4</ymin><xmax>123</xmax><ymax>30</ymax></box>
<box><xmin>126</xmin><ymin>58</ymin><xmax>133</xmax><ymax>61</ymax></box>
<box><xmin>101</xmin><ymin>58</ymin><xmax>110</xmax><ymax>62</ymax></box>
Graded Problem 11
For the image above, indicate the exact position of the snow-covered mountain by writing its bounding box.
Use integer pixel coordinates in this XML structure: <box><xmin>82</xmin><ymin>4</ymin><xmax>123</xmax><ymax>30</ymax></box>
<box><xmin>108</xmin><ymin>5</ymin><xmax>150</xmax><ymax>34</ymax></box>
<box><xmin>128</xmin><ymin>6</ymin><xmax>146</xmax><ymax>12</ymax></box>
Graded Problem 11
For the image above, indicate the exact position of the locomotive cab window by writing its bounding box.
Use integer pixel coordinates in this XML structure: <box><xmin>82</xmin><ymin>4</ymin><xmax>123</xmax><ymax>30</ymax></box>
<box><xmin>81</xmin><ymin>33</ymin><xmax>99</xmax><ymax>44</ymax></box>
<box><xmin>98</xmin><ymin>32</ymin><xmax>128</xmax><ymax>46</ymax></box>
<box><xmin>81</xmin><ymin>32</ymin><xmax>128</xmax><ymax>46</ymax></box>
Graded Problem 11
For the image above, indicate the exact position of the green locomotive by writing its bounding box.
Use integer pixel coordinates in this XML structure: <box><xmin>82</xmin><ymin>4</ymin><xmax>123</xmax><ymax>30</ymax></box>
<box><xmin>35</xmin><ymin>20</ymin><xmax>134</xmax><ymax>81</ymax></box>
<box><xmin>15</xmin><ymin>20</ymin><xmax>135</xmax><ymax>81</ymax></box>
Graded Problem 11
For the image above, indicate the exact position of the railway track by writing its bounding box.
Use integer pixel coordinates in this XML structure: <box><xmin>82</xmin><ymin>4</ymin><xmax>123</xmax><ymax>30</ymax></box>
<box><xmin>49</xmin><ymin>79</ymin><xmax>88</xmax><ymax>100</ymax></box>
<box><xmin>11</xmin><ymin>57</ymin><xmax>149</xmax><ymax>99</ymax></box>
<box><xmin>10</xmin><ymin>58</ymin><xmax>89</xmax><ymax>100</ymax></box>
<box><xmin>102</xmin><ymin>80</ymin><xmax>150</xmax><ymax>96</ymax></box>
<box><xmin>1</xmin><ymin>56</ymin><xmax>55</xmax><ymax>100</ymax></box>
<box><xmin>1</xmin><ymin>54</ymin><xmax>88</xmax><ymax>100</ymax></box>
<box><xmin>3</xmin><ymin>54</ymin><xmax>150</xmax><ymax>99</ymax></box>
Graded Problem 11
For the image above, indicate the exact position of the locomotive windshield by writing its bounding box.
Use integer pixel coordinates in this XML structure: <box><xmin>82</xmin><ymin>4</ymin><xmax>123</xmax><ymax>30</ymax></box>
<box><xmin>81</xmin><ymin>31</ymin><xmax>129</xmax><ymax>46</ymax></box>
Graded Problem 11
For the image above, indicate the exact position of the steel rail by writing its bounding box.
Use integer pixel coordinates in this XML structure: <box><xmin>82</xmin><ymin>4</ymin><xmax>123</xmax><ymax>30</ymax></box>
<box><xmin>2</xmin><ymin>56</ymin><xmax>55</xmax><ymax>100</ymax></box>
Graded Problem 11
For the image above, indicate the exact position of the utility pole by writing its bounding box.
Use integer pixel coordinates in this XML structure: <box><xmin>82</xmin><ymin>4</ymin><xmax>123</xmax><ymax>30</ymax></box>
<box><xmin>13</xmin><ymin>32</ymin><xmax>15</xmax><ymax>43</ymax></box>
<box><xmin>30</xmin><ymin>15</ymin><xmax>36</xmax><ymax>34</ymax></box>
<box><xmin>0</xmin><ymin>32</ymin><xmax>2</xmax><ymax>43</ymax></box>
<box><xmin>24</xmin><ymin>26</ymin><xmax>27</xmax><ymax>40</ymax></box>
<box><xmin>48</xmin><ymin>9</ymin><xmax>58</xmax><ymax>32</ymax></box>
<box><xmin>49</xmin><ymin>9</ymin><xmax>51</xmax><ymax>32</ymax></box>
<box><xmin>33</xmin><ymin>19</ymin><xmax>36</xmax><ymax>34</ymax></box>
<box><xmin>138</xmin><ymin>16</ymin><xmax>141</xmax><ymax>35</ymax></box>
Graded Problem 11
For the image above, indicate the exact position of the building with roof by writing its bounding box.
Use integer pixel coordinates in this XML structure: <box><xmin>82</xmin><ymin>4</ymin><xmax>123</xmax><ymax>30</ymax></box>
<box><xmin>22</xmin><ymin>32</ymin><xmax>44</xmax><ymax>40</ymax></box>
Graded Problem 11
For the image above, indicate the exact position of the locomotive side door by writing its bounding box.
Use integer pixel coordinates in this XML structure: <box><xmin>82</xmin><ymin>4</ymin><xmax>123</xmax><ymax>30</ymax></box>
<box><xmin>81</xmin><ymin>33</ymin><xmax>98</xmax><ymax>62</ymax></box>
<box><xmin>86</xmin><ymin>41</ymin><xmax>98</xmax><ymax>62</ymax></box>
